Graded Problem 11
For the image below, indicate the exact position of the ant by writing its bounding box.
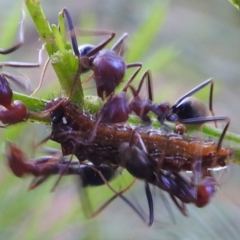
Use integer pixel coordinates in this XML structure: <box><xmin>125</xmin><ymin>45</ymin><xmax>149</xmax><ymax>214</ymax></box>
<box><xmin>6</xmin><ymin>143</ymin><xmax>150</xmax><ymax>224</ymax></box>
<box><xmin>118</xmin><ymin>128</ymin><xmax>220</xmax><ymax>221</ymax></box>
<box><xmin>61</xmin><ymin>8</ymin><xmax>142</xmax><ymax>99</ymax></box>
<box><xmin>87</xmin><ymin>69</ymin><xmax>229</xmax><ymax>147</ymax></box>
<box><xmin>0</xmin><ymin>10</ymin><xmax>42</xmax><ymax>126</ymax></box>
<box><xmin>95</xmin><ymin>70</ymin><xmax>227</xmax><ymax>128</ymax></box>
<box><xmin>6</xmin><ymin>136</ymin><xmax>219</xmax><ymax>226</ymax></box>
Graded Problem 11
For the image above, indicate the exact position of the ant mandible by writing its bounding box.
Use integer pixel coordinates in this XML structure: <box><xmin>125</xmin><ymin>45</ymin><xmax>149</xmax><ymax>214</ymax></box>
<box><xmin>61</xmin><ymin>8</ymin><xmax>142</xmax><ymax>99</ymax></box>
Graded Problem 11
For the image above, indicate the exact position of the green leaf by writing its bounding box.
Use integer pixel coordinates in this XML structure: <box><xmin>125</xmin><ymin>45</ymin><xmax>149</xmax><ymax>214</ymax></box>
<box><xmin>228</xmin><ymin>0</ymin><xmax>240</xmax><ymax>9</ymax></box>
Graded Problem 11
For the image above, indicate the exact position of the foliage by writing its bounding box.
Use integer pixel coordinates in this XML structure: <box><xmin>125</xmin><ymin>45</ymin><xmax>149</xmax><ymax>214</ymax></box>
<box><xmin>228</xmin><ymin>0</ymin><xmax>240</xmax><ymax>9</ymax></box>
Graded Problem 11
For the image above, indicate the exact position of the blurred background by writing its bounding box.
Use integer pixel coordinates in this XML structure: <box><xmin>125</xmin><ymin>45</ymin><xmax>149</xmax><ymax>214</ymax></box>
<box><xmin>0</xmin><ymin>0</ymin><xmax>240</xmax><ymax>239</ymax></box>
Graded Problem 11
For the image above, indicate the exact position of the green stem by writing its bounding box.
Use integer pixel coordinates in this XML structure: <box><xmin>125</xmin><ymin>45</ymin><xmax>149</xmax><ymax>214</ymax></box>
<box><xmin>25</xmin><ymin>0</ymin><xmax>84</xmax><ymax>104</ymax></box>
<box><xmin>13</xmin><ymin>89</ymin><xmax>240</xmax><ymax>164</ymax></box>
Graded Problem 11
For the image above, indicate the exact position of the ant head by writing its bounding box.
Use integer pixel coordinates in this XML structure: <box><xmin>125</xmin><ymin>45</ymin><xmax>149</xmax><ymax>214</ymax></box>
<box><xmin>78</xmin><ymin>44</ymin><xmax>95</xmax><ymax>57</ymax></box>
<box><xmin>6</xmin><ymin>143</ymin><xmax>27</xmax><ymax>178</ymax></box>
<box><xmin>172</xmin><ymin>97</ymin><xmax>208</xmax><ymax>120</ymax></box>
<box><xmin>195</xmin><ymin>176</ymin><xmax>216</xmax><ymax>208</ymax></box>
<box><xmin>78</xmin><ymin>44</ymin><xmax>95</xmax><ymax>73</ymax></box>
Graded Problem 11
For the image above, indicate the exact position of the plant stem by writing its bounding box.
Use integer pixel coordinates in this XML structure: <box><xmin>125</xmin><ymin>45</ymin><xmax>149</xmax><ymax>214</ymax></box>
<box><xmin>25</xmin><ymin>0</ymin><xmax>84</xmax><ymax>104</ymax></box>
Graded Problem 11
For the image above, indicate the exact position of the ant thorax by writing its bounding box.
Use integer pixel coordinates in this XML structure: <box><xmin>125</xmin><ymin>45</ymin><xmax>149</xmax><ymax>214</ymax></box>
<box><xmin>45</xmin><ymin>98</ymin><xmax>232</xmax><ymax>171</ymax></box>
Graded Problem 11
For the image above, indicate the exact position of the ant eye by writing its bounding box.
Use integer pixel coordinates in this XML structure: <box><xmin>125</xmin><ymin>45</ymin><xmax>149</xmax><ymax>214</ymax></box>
<box><xmin>78</xmin><ymin>44</ymin><xmax>95</xmax><ymax>56</ymax></box>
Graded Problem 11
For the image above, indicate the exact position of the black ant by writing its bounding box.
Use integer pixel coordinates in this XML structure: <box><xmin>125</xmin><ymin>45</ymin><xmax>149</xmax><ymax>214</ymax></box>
<box><xmin>118</xmin><ymin>128</ymin><xmax>219</xmax><ymax>220</ymax></box>
<box><xmin>0</xmin><ymin>10</ymin><xmax>42</xmax><ymax>126</ymax></box>
<box><xmin>61</xmin><ymin>8</ymin><xmax>142</xmax><ymax>99</ymax></box>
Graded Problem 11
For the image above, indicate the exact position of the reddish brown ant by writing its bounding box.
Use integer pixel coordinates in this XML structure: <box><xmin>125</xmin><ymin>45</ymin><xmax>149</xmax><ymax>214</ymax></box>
<box><xmin>87</xmin><ymin>70</ymin><xmax>229</xmax><ymax>148</ymax></box>
<box><xmin>61</xmin><ymin>8</ymin><xmax>142</xmax><ymax>99</ymax></box>
<box><xmin>95</xmin><ymin>71</ymin><xmax>224</xmax><ymax>128</ymax></box>
<box><xmin>0</xmin><ymin>11</ymin><xmax>42</xmax><ymax>126</ymax></box>
<box><xmin>0</xmin><ymin>75</ymin><xmax>28</xmax><ymax>125</ymax></box>
<box><xmin>6</xmin><ymin>143</ymin><xmax>149</xmax><ymax>224</ymax></box>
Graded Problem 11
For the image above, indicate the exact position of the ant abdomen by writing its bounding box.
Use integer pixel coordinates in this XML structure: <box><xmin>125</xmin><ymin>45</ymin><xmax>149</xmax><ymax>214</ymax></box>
<box><xmin>0</xmin><ymin>101</ymin><xmax>28</xmax><ymax>125</ymax></box>
<box><xmin>0</xmin><ymin>75</ymin><xmax>13</xmax><ymax>108</ymax></box>
<box><xmin>93</xmin><ymin>50</ymin><xmax>126</xmax><ymax>98</ymax></box>
<box><xmin>79</xmin><ymin>164</ymin><xmax>116</xmax><ymax>187</ymax></box>
<box><xmin>0</xmin><ymin>76</ymin><xmax>28</xmax><ymax>125</ymax></box>
<box><xmin>119</xmin><ymin>142</ymin><xmax>156</xmax><ymax>182</ymax></box>
<box><xmin>172</xmin><ymin>96</ymin><xmax>208</xmax><ymax>120</ymax></box>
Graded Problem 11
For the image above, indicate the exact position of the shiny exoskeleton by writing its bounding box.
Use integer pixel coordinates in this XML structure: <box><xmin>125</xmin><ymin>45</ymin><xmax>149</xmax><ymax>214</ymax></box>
<box><xmin>96</xmin><ymin>74</ymin><xmax>228</xmax><ymax>129</ymax></box>
<box><xmin>118</xmin><ymin>129</ymin><xmax>217</xmax><ymax>219</ymax></box>
<box><xmin>6</xmin><ymin>143</ymin><xmax>149</xmax><ymax>223</ymax></box>
<box><xmin>0</xmin><ymin>11</ymin><xmax>42</xmax><ymax>125</ymax></box>
<box><xmin>61</xmin><ymin>8</ymin><xmax>142</xmax><ymax>99</ymax></box>
<box><xmin>7</xmin><ymin>140</ymin><xmax>217</xmax><ymax>225</ymax></box>
<box><xmin>0</xmin><ymin>75</ymin><xmax>28</xmax><ymax>125</ymax></box>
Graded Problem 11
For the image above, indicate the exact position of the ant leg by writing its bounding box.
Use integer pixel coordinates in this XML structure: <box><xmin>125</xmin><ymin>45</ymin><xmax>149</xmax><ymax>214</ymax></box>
<box><xmin>169</xmin><ymin>194</ymin><xmax>188</xmax><ymax>216</ymax></box>
<box><xmin>50</xmin><ymin>153</ymin><xmax>75</xmax><ymax>192</ymax></box>
<box><xmin>145</xmin><ymin>181</ymin><xmax>154</xmax><ymax>226</ymax></box>
<box><xmin>131</xmin><ymin>70</ymin><xmax>153</xmax><ymax>101</ymax></box>
<box><xmin>180</xmin><ymin>116</ymin><xmax>230</xmax><ymax>152</ymax></box>
<box><xmin>127</xmin><ymin>70</ymin><xmax>153</xmax><ymax>123</ymax></box>
<box><xmin>29</xmin><ymin>175</ymin><xmax>50</xmax><ymax>190</ymax></box>
<box><xmin>61</xmin><ymin>9</ymin><xmax>80</xmax><ymax>57</ymax></box>
<box><xmin>158</xmin><ymin>190</ymin><xmax>176</xmax><ymax>223</ymax></box>
<box><xmin>87</xmin><ymin>67</ymin><xmax>144</xmax><ymax>142</ymax></box>
<box><xmin>173</xmin><ymin>78</ymin><xmax>213</xmax><ymax>108</ymax></box>
<box><xmin>0</xmin><ymin>45</ymin><xmax>43</xmax><ymax>69</ymax></box>
<box><xmin>61</xmin><ymin>8</ymin><xmax>115</xmax><ymax>58</ymax></box>
<box><xmin>119</xmin><ymin>130</ymin><xmax>157</xmax><ymax>225</ymax></box>
<box><xmin>0</xmin><ymin>9</ymin><xmax>25</xmax><ymax>55</ymax></box>
<box><xmin>81</xmin><ymin>72</ymin><xmax>94</xmax><ymax>88</ymax></box>
<box><xmin>123</xmin><ymin>63</ymin><xmax>142</xmax><ymax>90</ymax></box>
<box><xmin>30</xmin><ymin>56</ymin><xmax>50</xmax><ymax>96</ymax></box>
<box><xmin>1</xmin><ymin>72</ymin><xmax>31</xmax><ymax>92</ymax></box>
<box><xmin>89</xmin><ymin>178</ymin><xmax>137</xmax><ymax>218</ymax></box>
<box><xmin>87</xmin><ymin>164</ymin><xmax>148</xmax><ymax>224</ymax></box>
<box><xmin>111</xmin><ymin>32</ymin><xmax>128</xmax><ymax>56</ymax></box>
